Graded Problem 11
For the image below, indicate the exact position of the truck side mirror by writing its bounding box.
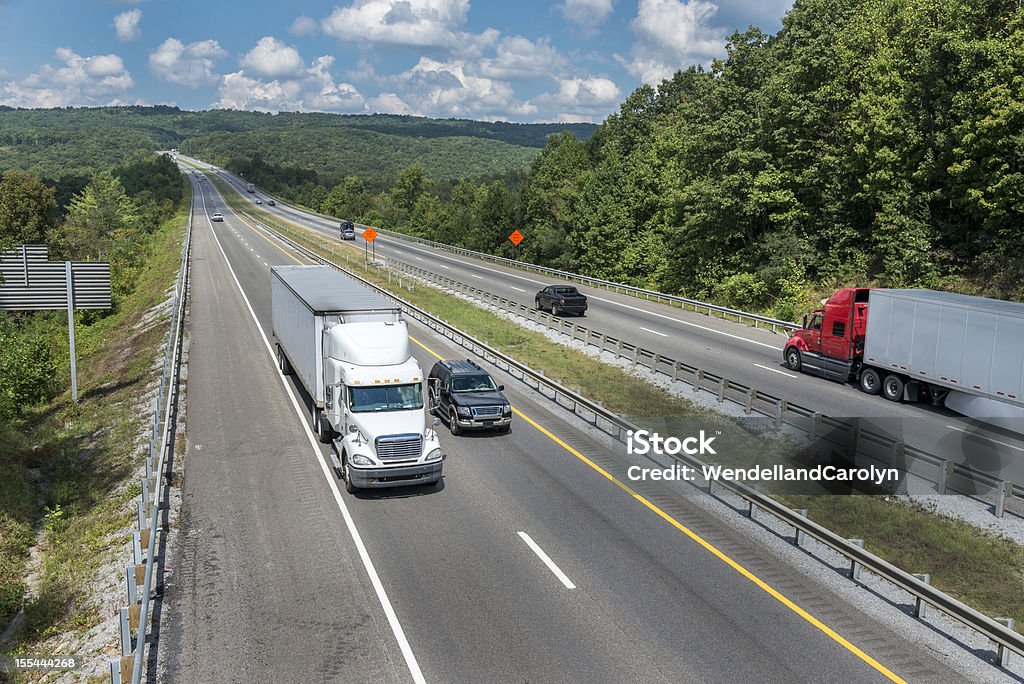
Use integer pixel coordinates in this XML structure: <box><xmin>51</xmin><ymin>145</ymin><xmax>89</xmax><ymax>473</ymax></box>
<box><xmin>348</xmin><ymin>424</ymin><xmax>358</xmax><ymax>434</ymax></box>
<box><xmin>802</xmin><ymin>314</ymin><xmax>808</xmax><ymax>329</ymax></box>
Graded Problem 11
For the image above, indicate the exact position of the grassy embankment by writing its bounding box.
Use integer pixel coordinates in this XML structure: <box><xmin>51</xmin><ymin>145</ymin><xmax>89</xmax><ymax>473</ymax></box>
<box><xmin>208</xmin><ymin>173</ymin><xmax>1024</xmax><ymax>635</ymax></box>
<box><xmin>0</xmin><ymin>205</ymin><xmax>188</xmax><ymax>671</ymax></box>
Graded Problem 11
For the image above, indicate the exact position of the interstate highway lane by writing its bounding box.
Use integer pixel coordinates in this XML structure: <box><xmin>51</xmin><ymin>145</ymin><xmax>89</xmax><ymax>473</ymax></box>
<box><xmin>156</xmin><ymin>173</ymin><xmax>972</xmax><ymax>682</ymax></box>
<box><xmin>198</xmin><ymin>159</ymin><xmax>1024</xmax><ymax>489</ymax></box>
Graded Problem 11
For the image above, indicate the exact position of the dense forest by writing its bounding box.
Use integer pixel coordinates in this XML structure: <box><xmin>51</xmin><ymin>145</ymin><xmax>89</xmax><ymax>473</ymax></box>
<box><xmin>0</xmin><ymin>107</ymin><xmax>594</xmax><ymax>185</ymax></box>
<box><xmin>241</xmin><ymin>0</ymin><xmax>1020</xmax><ymax>320</ymax></box>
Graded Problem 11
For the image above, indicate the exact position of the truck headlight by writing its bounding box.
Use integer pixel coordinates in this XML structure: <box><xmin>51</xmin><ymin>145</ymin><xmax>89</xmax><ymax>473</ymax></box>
<box><xmin>502</xmin><ymin>404</ymin><xmax>511</xmax><ymax>416</ymax></box>
<box><xmin>456</xmin><ymin>406</ymin><xmax>472</xmax><ymax>418</ymax></box>
<box><xmin>426</xmin><ymin>448</ymin><xmax>442</xmax><ymax>461</ymax></box>
<box><xmin>350</xmin><ymin>454</ymin><xmax>373</xmax><ymax>466</ymax></box>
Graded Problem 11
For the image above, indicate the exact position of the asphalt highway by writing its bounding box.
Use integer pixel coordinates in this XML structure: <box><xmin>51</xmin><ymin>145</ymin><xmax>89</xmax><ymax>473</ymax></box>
<box><xmin>157</xmin><ymin>172</ymin><xmax>972</xmax><ymax>682</ymax></box>
<box><xmin>192</xmin><ymin>158</ymin><xmax>1024</xmax><ymax>489</ymax></box>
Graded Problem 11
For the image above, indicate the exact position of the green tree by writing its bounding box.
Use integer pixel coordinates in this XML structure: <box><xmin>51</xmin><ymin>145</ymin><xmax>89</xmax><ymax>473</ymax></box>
<box><xmin>0</xmin><ymin>171</ymin><xmax>57</xmax><ymax>252</ymax></box>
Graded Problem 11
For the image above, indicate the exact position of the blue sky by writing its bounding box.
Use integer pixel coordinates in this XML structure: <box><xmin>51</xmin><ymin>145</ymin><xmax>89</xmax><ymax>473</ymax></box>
<box><xmin>0</xmin><ymin>0</ymin><xmax>793</xmax><ymax>123</ymax></box>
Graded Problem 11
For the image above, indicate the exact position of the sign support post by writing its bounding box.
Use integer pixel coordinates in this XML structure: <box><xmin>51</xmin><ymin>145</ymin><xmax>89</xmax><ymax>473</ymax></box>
<box><xmin>65</xmin><ymin>261</ymin><xmax>79</xmax><ymax>401</ymax></box>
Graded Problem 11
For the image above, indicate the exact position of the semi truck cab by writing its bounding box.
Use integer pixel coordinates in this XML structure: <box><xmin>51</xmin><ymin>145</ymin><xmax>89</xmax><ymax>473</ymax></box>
<box><xmin>784</xmin><ymin>287</ymin><xmax>870</xmax><ymax>381</ymax></box>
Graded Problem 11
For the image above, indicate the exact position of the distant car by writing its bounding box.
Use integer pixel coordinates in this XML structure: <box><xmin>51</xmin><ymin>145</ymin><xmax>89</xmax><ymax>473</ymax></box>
<box><xmin>535</xmin><ymin>285</ymin><xmax>587</xmax><ymax>316</ymax></box>
<box><xmin>427</xmin><ymin>359</ymin><xmax>511</xmax><ymax>435</ymax></box>
<box><xmin>340</xmin><ymin>220</ymin><xmax>356</xmax><ymax>240</ymax></box>
<box><xmin>267</xmin><ymin>199</ymin><xmax>276</xmax><ymax>206</ymax></box>
<box><xmin>211</xmin><ymin>212</ymin><xmax>224</xmax><ymax>222</ymax></box>
<box><xmin>255</xmin><ymin>198</ymin><xmax>262</xmax><ymax>204</ymax></box>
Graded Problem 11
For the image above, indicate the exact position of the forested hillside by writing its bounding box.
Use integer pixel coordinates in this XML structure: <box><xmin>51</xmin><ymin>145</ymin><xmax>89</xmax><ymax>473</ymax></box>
<box><xmin>0</xmin><ymin>107</ymin><xmax>593</xmax><ymax>184</ymax></box>
<box><xmin>316</xmin><ymin>0</ymin><xmax>1018</xmax><ymax>320</ymax></box>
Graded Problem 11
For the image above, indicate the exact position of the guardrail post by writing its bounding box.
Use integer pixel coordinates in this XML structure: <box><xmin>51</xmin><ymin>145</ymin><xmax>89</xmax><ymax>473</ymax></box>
<box><xmin>892</xmin><ymin>440</ymin><xmax>905</xmax><ymax>467</ymax></box>
<box><xmin>694</xmin><ymin>369</ymin><xmax>704</xmax><ymax>392</ymax></box>
<box><xmin>846</xmin><ymin>421</ymin><xmax>860</xmax><ymax>459</ymax></box>
<box><xmin>747</xmin><ymin>497</ymin><xmax>757</xmax><ymax>520</ymax></box>
<box><xmin>912</xmin><ymin>574</ymin><xmax>931</xmax><ymax>618</ymax></box>
<box><xmin>119</xmin><ymin>606</ymin><xmax>133</xmax><ymax>655</ymax></box>
<box><xmin>810</xmin><ymin>412</ymin><xmax>822</xmax><ymax>441</ymax></box>
<box><xmin>937</xmin><ymin>459</ymin><xmax>953</xmax><ymax>494</ymax></box>
<box><xmin>672</xmin><ymin>361</ymin><xmax>681</xmax><ymax>382</ymax></box>
<box><xmin>996</xmin><ymin>618</ymin><xmax>1015</xmax><ymax>666</ymax></box>
<box><xmin>848</xmin><ymin>539</ymin><xmax>865</xmax><ymax>580</ymax></box>
<box><xmin>792</xmin><ymin>509</ymin><xmax>808</xmax><ymax>545</ymax></box>
<box><xmin>776</xmin><ymin>400</ymin><xmax>788</xmax><ymax>428</ymax></box>
<box><xmin>744</xmin><ymin>388</ymin><xmax>754</xmax><ymax>415</ymax></box>
<box><xmin>632</xmin><ymin>347</ymin><xmax>639</xmax><ymax>366</ymax></box>
<box><xmin>718</xmin><ymin>378</ymin><xmax>727</xmax><ymax>403</ymax></box>
<box><xmin>653</xmin><ymin>353</ymin><xmax>661</xmax><ymax>371</ymax></box>
<box><xmin>995</xmin><ymin>480</ymin><xmax>1013</xmax><ymax>518</ymax></box>
<box><xmin>615</xmin><ymin>340</ymin><xmax>623</xmax><ymax>359</ymax></box>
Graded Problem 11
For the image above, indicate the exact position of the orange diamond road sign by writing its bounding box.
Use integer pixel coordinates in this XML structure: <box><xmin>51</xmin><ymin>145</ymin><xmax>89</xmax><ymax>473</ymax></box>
<box><xmin>508</xmin><ymin>230</ymin><xmax>524</xmax><ymax>246</ymax></box>
<box><xmin>363</xmin><ymin>227</ymin><xmax>378</xmax><ymax>242</ymax></box>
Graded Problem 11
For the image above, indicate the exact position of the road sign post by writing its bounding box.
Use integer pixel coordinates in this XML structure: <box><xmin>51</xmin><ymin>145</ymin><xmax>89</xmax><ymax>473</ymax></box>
<box><xmin>363</xmin><ymin>227</ymin><xmax>378</xmax><ymax>265</ymax></box>
<box><xmin>1</xmin><ymin>245</ymin><xmax>111</xmax><ymax>402</ymax></box>
<box><xmin>509</xmin><ymin>229</ymin><xmax>524</xmax><ymax>261</ymax></box>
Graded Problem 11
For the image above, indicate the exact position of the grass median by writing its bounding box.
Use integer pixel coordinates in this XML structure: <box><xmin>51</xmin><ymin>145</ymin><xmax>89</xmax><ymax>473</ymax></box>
<box><xmin>209</xmin><ymin>173</ymin><xmax>1024</xmax><ymax>637</ymax></box>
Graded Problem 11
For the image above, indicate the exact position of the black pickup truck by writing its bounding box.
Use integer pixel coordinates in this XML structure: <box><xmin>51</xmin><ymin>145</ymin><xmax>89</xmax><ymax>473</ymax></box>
<box><xmin>535</xmin><ymin>285</ymin><xmax>588</xmax><ymax>316</ymax></box>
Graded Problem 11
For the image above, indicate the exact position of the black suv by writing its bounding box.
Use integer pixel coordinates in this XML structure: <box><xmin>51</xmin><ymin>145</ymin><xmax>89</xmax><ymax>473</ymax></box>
<box><xmin>427</xmin><ymin>359</ymin><xmax>511</xmax><ymax>435</ymax></box>
<box><xmin>340</xmin><ymin>220</ymin><xmax>356</xmax><ymax>240</ymax></box>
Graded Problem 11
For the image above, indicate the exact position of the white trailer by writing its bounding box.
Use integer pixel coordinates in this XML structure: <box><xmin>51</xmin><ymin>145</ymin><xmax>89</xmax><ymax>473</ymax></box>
<box><xmin>271</xmin><ymin>265</ymin><xmax>444</xmax><ymax>491</ymax></box>
<box><xmin>863</xmin><ymin>289</ymin><xmax>1024</xmax><ymax>429</ymax></box>
<box><xmin>246</xmin><ymin>182</ymin><xmax>255</xmax><ymax>193</ymax></box>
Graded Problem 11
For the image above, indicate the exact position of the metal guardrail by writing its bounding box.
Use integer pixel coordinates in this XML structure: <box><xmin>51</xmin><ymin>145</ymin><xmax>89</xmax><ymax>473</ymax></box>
<box><xmin>236</xmin><ymin>206</ymin><xmax>1024</xmax><ymax>669</ymax></box>
<box><xmin>389</xmin><ymin>259</ymin><xmax>1023</xmax><ymax>516</ymax></box>
<box><xmin>108</xmin><ymin>194</ymin><xmax>192</xmax><ymax>683</ymax></box>
<box><xmin>203</xmin><ymin>162</ymin><xmax>798</xmax><ymax>334</ymax></box>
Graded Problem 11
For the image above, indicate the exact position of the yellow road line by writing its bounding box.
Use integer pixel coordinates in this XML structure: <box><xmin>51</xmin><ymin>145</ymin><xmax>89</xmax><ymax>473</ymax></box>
<box><xmin>408</xmin><ymin>334</ymin><xmax>905</xmax><ymax>684</ymax></box>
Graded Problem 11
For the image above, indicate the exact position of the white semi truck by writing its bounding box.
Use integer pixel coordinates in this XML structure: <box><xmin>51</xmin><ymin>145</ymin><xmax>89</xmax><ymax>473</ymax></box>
<box><xmin>271</xmin><ymin>265</ymin><xmax>444</xmax><ymax>492</ymax></box>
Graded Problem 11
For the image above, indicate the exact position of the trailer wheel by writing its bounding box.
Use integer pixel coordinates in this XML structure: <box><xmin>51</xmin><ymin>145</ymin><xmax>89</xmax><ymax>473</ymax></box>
<box><xmin>882</xmin><ymin>374</ymin><xmax>905</xmax><ymax>402</ymax></box>
<box><xmin>859</xmin><ymin>368</ymin><xmax>882</xmax><ymax>395</ymax></box>
<box><xmin>784</xmin><ymin>347</ymin><xmax>802</xmax><ymax>371</ymax></box>
<box><xmin>315</xmin><ymin>408</ymin><xmax>333</xmax><ymax>444</ymax></box>
<box><xmin>277</xmin><ymin>343</ymin><xmax>292</xmax><ymax>375</ymax></box>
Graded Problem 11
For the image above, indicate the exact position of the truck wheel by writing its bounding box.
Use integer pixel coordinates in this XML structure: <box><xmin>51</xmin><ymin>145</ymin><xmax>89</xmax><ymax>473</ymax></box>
<box><xmin>535</xmin><ymin>298</ymin><xmax>542</xmax><ymax>311</ymax></box>
<box><xmin>882</xmin><ymin>374</ymin><xmax>905</xmax><ymax>402</ymax></box>
<box><xmin>784</xmin><ymin>347</ymin><xmax>802</xmax><ymax>371</ymax></box>
<box><xmin>344</xmin><ymin>462</ymin><xmax>358</xmax><ymax>494</ymax></box>
<box><xmin>315</xmin><ymin>408</ymin><xmax>333</xmax><ymax>444</ymax></box>
<box><xmin>859</xmin><ymin>368</ymin><xmax>882</xmax><ymax>395</ymax></box>
<box><xmin>552</xmin><ymin>304</ymin><xmax>560</xmax><ymax>316</ymax></box>
<box><xmin>277</xmin><ymin>343</ymin><xmax>292</xmax><ymax>375</ymax></box>
<box><xmin>449</xmin><ymin>410</ymin><xmax>462</xmax><ymax>436</ymax></box>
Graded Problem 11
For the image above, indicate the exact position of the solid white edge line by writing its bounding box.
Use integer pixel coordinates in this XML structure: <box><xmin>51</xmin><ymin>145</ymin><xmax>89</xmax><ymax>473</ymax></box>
<box><xmin>199</xmin><ymin>186</ymin><xmax>427</xmax><ymax>684</ymax></box>
<box><xmin>639</xmin><ymin>326</ymin><xmax>668</xmax><ymax>338</ymax></box>
<box><xmin>944</xmin><ymin>425</ymin><xmax>1024</xmax><ymax>452</ymax></box>
<box><xmin>517</xmin><ymin>531</ymin><xmax>576</xmax><ymax>589</ymax></box>
<box><xmin>753</xmin><ymin>363</ymin><xmax>797</xmax><ymax>379</ymax></box>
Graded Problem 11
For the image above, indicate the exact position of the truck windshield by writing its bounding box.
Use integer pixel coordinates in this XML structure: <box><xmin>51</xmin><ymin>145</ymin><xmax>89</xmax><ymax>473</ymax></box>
<box><xmin>452</xmin><ymin>375</ymin><xmax>497</xmax><ymax>393</ymax></box>
<box><xmin>348</xmin><ymin>384</ymin><xmax>423</xmax><ymax>412</ymax></box>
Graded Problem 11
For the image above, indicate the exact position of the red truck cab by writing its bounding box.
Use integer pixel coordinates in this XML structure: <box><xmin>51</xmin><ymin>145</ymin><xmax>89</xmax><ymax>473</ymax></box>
<box><xmin>784</xmin><ymin>287</ymin><xmax>870</xmax><ymax>382</ymax></box>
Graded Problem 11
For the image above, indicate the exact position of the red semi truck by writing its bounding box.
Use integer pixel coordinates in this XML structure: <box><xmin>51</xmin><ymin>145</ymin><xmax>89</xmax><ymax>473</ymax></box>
<box><xmin>784</xmin><ymin>288</ymin><xmax>1024</xmax><ymax>429</ymax></box>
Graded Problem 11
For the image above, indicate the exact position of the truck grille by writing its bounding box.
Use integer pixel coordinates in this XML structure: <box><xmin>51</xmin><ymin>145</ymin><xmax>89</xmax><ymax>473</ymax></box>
<box><xmin>471</xmin><ymin>406</ymin><xmax>503</xmax><ymax>418</ymax></box>
<box><xmin>375</xmin><ymin>434</ymin><xmax>422</xmax><ymax>460</ymax></box>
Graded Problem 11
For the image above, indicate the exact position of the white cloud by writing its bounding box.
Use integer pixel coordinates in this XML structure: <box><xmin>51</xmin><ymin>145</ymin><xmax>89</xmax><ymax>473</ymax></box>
<box><xmin>620</xmin><ymin>0</ymin><xmax>725</xmax><ymax>84</ymax></box>
<box><xmin>531</xmin><ymin>75</ymin><xmax>621</xmax><ymax>122</ymax></box>
<box><xmin>559</xmin><ymin>0</ymin><xmax>614</xmax><ymax>31</ymax></box>
<box><xmin>367</xmin><ymin>92</ymin><xmax>417</xmax><ymax>115</ymax></box>
<box><xmin>217</xmin><ymin>54</ymin><xmax>364</xmax><ymax>113</ymax></box>
<box><xmin>289</xmin><ymin>15</ymin><xmax>318</xmax><ymax>36</ymax></box>
<box><xmin>113</xmin><ymin>9</ymin><xmax>142</xmax><ymax>41</ymax></box>
<box><xmin>380</xmin><ymin>56</ymin><xmax>536</xmax><ymax>119</ymax></box>
<box><xmin>475</xmin><ymin>36</ymin><xmax>567</xmax><ymax>81</ymax></box>
<box><xmin>149</xmin><ymin>38</ymin><xmax>227</xmax><ymax>87</ymax></box>
<box><xmin>321</xmin><ymin>0</ymin><xmax>495</xmax><ymax>53</ymax></box>
<box><xmin>1</xmin><ymin>47</ymin><xmax>134</xmax><ymax>107</ymax></box>
<box><xmin>240</xmin><ymin>36</ymin><xmax>305</xmax><ymax>78</ymax></box>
